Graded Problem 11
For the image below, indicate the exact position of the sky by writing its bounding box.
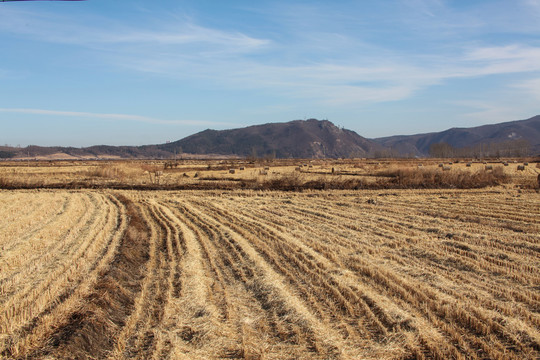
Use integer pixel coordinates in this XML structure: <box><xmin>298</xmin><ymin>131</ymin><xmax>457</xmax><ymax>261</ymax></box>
<box><xmin>0</xmin><ymin>0</ymin><xmax>539</xmax><ymax>147</ymax></box>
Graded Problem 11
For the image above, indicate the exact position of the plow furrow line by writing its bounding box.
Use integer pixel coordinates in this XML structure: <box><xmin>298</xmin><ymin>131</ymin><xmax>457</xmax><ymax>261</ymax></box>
<box><xmin>0</xmin><ymin>193</ymin><xmax>113</xmax><ymax>348</ymax></box>
<box><xmin>5</xmin><ymin>193</ymin><xmax>128</xmax><ymax>359</ymax></box>
<box><xmin>347</xmin><ymin>255</ymin><xmax>534</xmax><ymax>358</ymax></box>
<box><xmin>182</xmin><ymin>201</ymin><xmax>351</xmax><ymax>358</ymax></box>
<box><xmin>188</xmin><ymin>201</ymin><xmax>413</xmax><ymax>351</ymax></box>
<box><xmin>200</xmin><ymin>200</ymin><xmax>398</xmax><ymax>342</ymax></box>
<box><xmin>119</xmin><ymin>201</ymin><xmax>176</xmax><ymax>359</ymax></box>
<box><xmin>1</xmin><ymin>189</ymin><xmax>537</xmax><ymax>360</ymax></box>
<box><xmin>280</xmin><ymin>200</ymin><xmax>540</xmax><ymax>294</ymax></box>
<box><xmin>393</xmin><ymin>245</ymin><xmax>540</xmax><ymax>329</ymax></box>
<box><xmin>0</xmin><ymin>192</ymin><xmax>85</xmax><ymax>290</ymax></box>
<box><xmin>0</xmin><ymin>192</ymin><xmax>68</xmax><ymax>247</ymax></box>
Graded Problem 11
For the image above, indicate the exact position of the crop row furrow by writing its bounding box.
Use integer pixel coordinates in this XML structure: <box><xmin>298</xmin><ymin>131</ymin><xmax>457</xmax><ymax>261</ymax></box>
<box><xmin>121</xmin><ymin>201</ymin><xmax>178</xmax><ymax>359</ymax></box>
<box><xmin>348</xmin><ymin>255</ymin><xmax>534</xmax><ymax>359</ymax></box>
<box><xmin>181</xmin><ymin>201</ymin><xmax>349</xmax><ymax>358</ymax></box>
<box><xmin>393</xmin><ymin>246</ymin><xmax>540</xmax><ymax>332</ymax></box>
<box><xmin>190</xmin><ymin>200</ymin><xmax>398</xmax><ymax>344</ymax></box>
<box><xmin>6</xmin><ymin>193</ymin><xmax>128</xmax><ymax>359</ymax></box>
<box><xmin>0</xmin><ymin>192</ymin><xmax>85</xmax><ymax>291</ymax></box>
<box><xmin>281</xmin><ymin>200</ymin><xmax>540</xmax><ymax>305</ymax></box>
<box><xmin>220</xmin><ymin>202</ymin><xmax>400</xmax><ymax>340</ymax></box>
<box><xmin>0</xmin><ymin>192</ymin><xmax>68</xmax><ymax>249</ymax></box>
<box><xmin>0</xmin><ymin>193</ymin><xmax>112</xmax><ymax>352</ymax></box>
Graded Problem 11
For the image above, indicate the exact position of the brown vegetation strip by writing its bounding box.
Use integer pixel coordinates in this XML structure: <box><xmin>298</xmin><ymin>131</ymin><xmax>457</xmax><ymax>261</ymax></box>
<box><xmin>0</xmin><ymin>167</ymin><xmax>517</xmax><ymax>191</ymax></box>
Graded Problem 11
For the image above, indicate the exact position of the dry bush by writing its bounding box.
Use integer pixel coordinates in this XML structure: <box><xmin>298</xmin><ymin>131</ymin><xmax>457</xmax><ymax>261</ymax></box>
<box><xmin>378</xmin><ymin>167</ymin><xmax>509</xmax><ymax>189</ymax></box>
<box><xmin>139</xmin><ymin>164</ymin><xmax>164</xmax><ymax>184</ymax></box>
<box><xmin>239</xmin><ymin>167</ymin><xmax>510</xmax><ymax>190</ymax></box>
<box><xmin>0</xmin><ymin>174</ymin><xmax>45</xmax><ymax>189</ymax></box>
<box><xmin>86</xmin><ymin>165</ymin><xmax>127</xmax><ymax>180</ymax></box>
<box><xmin>0</xmin><ymin>175</ymin><xmax>9</xmax><ymax>187</ymax></box>
<box><xmin>139</xmin><ymin>163</ymin><xmax>161</xmax><ymax>173</ymax></box>
<box><xmin>257</xmin><ymin>172</ymin><xmax>306</xmax><ymax>190</ymax></box>
<box><xmin>0</xmin><ymin>160</ymin><xmax>524</xmax><ymax>191</ymax></box>
<box><xmin>247</xmin><ymin>172</ymin><xmax>366</xmax><ymax>191</ymax></box>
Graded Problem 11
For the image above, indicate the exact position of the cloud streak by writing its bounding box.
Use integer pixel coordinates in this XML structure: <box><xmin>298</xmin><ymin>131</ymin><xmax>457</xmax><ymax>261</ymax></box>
<box><xmin>0</xmin><ymin>8</ymin><xmax>269</xmax><ymax>53</ymax></box>
<box><xmin>1</xmin><ymin>2</ymin><xmax>539</xmax><ymax>122</ymax></box>
<box><xmin>119</xmin><ymin>41</ymin><xmax>540</xmax><ymax>106</ymax></box>
<box><xmin>0</xmin><ymin>108</ymin><xmax>236</xmax><ymax>127</ymax></box>
<box><xmin>513</xmin><ymin>77</ymin><xmax>540</xmax><ymax>101</ymax></box>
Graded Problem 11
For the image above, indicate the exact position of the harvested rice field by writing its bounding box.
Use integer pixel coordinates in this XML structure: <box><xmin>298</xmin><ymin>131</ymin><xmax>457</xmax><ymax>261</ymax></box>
<box><xmin>0</xmin><ymin>188</ymin><xmax>539</xmax><ymax>359</ymax></box>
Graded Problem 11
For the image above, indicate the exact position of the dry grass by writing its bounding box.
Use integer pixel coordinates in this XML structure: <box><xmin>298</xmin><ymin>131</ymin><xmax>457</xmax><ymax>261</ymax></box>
<box><xmin>1</xmin><ymin>158</ymin><xmax>538</xmax><ymax>190</ymax></box>
<box><xmin>0</xmin><ymin>191</ymin><xmax>128</xmax><ymax>359</ymax></box>
<box><xmin>0</xmin><ymin>188</ymin><xmax>539</xmax><ymax>359</ymax></box>
<box><xmin>377</xmin><ymin>166</ymin><xmax>510</xmax><ymax>188</ymax></box>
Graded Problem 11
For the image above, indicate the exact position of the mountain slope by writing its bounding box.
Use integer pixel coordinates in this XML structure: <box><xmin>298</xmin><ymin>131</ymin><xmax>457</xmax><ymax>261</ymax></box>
<box><xmin>2</xmin><ymin>116</ymin><xmax>539</xmax><ymax>160</ymax></box>
<box><xmin>373</xmin><ymin>115</ymin><xmax>540</xmax><ymax>156</ymax></box>
<box><xmin>156</xmin><ymin>119</ymin><xmax>383</xmax><ymax>158</ymax></box>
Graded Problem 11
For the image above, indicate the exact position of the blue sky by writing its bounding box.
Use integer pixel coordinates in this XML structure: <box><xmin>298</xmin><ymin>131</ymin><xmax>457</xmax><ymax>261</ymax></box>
<box><xmin>1</xmin><ymin>0</ymin><xmax>539</xmax><ymax>147</ymax></box>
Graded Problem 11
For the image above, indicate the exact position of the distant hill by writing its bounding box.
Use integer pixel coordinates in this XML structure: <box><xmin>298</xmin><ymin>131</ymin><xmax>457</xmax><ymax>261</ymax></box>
<box><xmin>0</xmin><ymin>144</ymin><xmax>173</xmax><ymax>160</ymax></box>
<box><xmin>156</xmin><ymin>119</ymin><xmax>383</xmax><ymax>159</ymax></box>
<box><xmin>0</xmin><ymin>119</ymin><xmax>382</xmax><ymax>159</ymax></box>
<box><xmin>1</xmin><ymin>116</ymin><xmax>539</xmax><ymax>160</ymax></box>
<box><xmin>373</xmin><ymin>115</ymin><xmax>540</xmax><ymax>157</ymax></box>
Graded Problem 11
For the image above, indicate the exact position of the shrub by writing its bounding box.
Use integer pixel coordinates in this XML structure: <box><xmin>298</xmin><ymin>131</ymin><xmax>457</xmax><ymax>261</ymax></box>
<box><xmin>0</xmin><ymin>151</ymin><xmax>15</xmax><ymax>159</ymax></box>
<box><xmin>379</xmin><ymin>167</ymin><xmax>509</xmax><ymax>189</ymax></box>
<box><xmin>87</xmin><ymin>165</ymin><xmax>126</xmax><ymax>180</ymax></box>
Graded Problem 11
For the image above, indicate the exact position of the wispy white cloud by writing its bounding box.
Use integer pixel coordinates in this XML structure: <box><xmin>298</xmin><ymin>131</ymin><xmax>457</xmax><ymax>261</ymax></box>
<box><xmin>400</xmin><ymin>0</ymin><xmax>446</xmax><ymax>18</ymax></box>
<box><xmin>465</xmin><ymin>45</ymin><xmax>540</xmax><ymax>63</ymax></box>
<box><xmin>523</xmin><ymin>0</ymin><xmax>540</xmax><ymax>12</ymax></box>
<box><xmin>120</xmin><ymin>40</ymin><xmax>540</xmax><ymax>105</ymax></box>
<box><xmin>397</xmin><ymin>0</ymin><xmax>540</xmax><ymax>41</ymax></box>
<box><xmin>449</xmin><ymin>100</ymin><xmax>530</xmax><ymax>126</ymax></box>
<box><xmin>0</xmin><ymin>108</ymin><xmax>236</xmax><ymax>127</ymax></box>
<box><xmin>2</xmin><ymin>4</ymin><xmax>540</xmax><ymax>109</ymax></box>
<box><xmin>105</xmin><ymin>24</ymin><xmax>269</xmax><ymax>49</ymax></box>
<box><xmin>0</xmin><ymin>8</ymin><xmax>269</xmax><ymax>53</ymax></box>
<box><xmin>215</xmin><ymin>62</ymin><xmax>435</xmax><ymax>105</ymax></box>
<box><xmin>513</xmin><ymin>77</ymin><xmax>540</xmax><ymax>101</ymax></box>
<box><xmin>453</xmin><ymin>45</ymin><xmax>540</xmax><ymax>78</ymax></box>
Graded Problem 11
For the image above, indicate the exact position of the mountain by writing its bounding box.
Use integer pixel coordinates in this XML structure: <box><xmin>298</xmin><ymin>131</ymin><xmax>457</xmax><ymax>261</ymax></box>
<box><xmin>373</xmin><ymin>115</ymin><xmax>540</xmax><ymax>157</ymax></box>
<box><xmin>155</xmin><ymin>119</ymin><xmax>383</xmax><ymax>159</ymax></box>
<box><xmin>0</xmin><ymin>119</ymin><xmax>382</xmax><ymax>159</ymax></box>
<box><xmin>1</xmin><ymin>116</ymin><xmax>539</xmax><ymax>160</ymax></box>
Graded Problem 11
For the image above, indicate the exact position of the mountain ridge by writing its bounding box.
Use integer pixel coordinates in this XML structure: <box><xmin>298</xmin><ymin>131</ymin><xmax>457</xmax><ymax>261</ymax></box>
<box><xmin>373</xmin><ymin>115</ymin><xmax>540</xmax><ymax>156</ymax></box>
<box><xmin>1</xmin><ymin>116</ymin><xmax>539</xmax><ymax>159</ymax></box>
<box><xmin>154</xmin><ymin>119</ymin><xmax>384</xmax><ymax>158</ymax></box>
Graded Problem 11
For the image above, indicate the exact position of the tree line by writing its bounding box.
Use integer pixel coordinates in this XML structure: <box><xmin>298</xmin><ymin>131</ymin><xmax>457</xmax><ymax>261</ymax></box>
<box><xmin>429</xmin><ymin>139</ymin><xmax>531</xmax><ymax>158</ymax></box>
